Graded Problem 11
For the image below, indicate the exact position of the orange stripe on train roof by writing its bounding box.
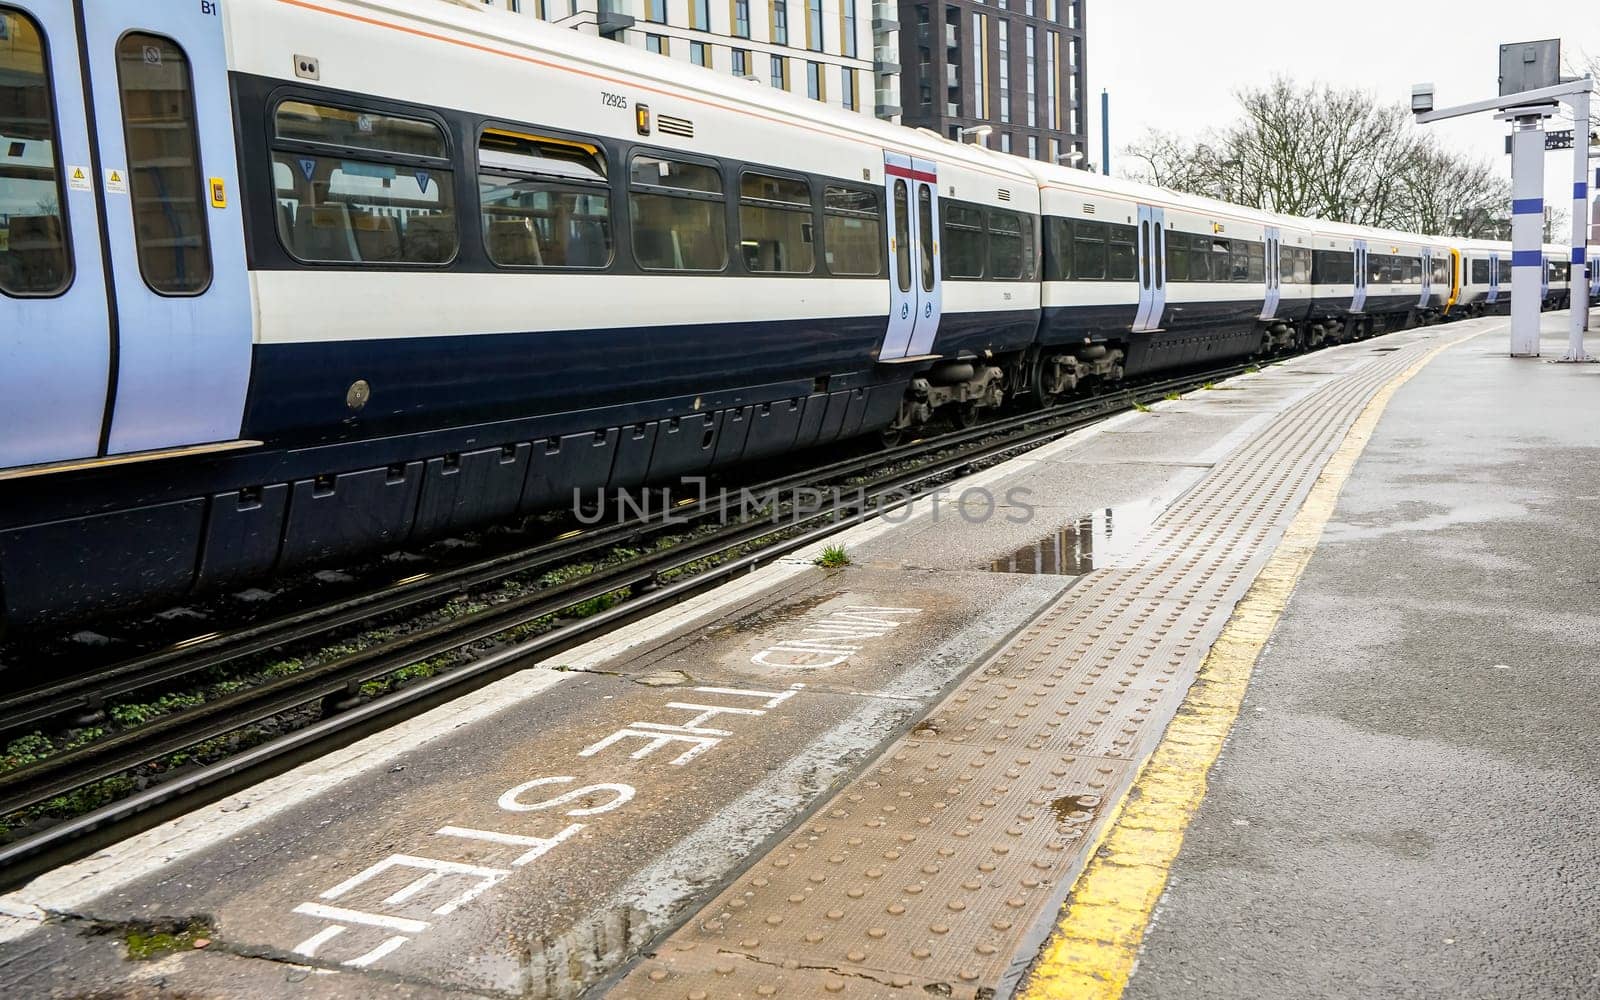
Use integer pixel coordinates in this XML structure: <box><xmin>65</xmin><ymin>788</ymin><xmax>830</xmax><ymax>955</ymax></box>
<box><xmin>272</xmin><ymin>0</ymin><xmax>1029</xmax><ymax>186</ymax></box>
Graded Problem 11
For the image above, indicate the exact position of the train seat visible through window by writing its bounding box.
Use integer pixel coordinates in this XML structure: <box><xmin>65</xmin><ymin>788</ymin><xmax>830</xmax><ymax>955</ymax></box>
<box><xmin>294</xmin><ymin>203</ymin><xmax>358</xmax><ymax>262</ymax></box>
<box><xmin>352</xmin><ymin>213</ymin><xmax>401</xmax><ymax>262</ymax></box>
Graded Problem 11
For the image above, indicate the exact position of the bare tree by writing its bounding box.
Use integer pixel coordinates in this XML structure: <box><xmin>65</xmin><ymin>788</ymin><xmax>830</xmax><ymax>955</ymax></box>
<box><xmin>1124</xmin><ymin>77</ymin><xmax>1511</xmax><ymax>239</ymax></box>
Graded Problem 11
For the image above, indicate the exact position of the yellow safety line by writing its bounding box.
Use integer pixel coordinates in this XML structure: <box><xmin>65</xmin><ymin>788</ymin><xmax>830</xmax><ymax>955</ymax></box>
<box><xmin>1021</xmin><ymin>335</ymin><xmax>1468</xmax><ymax>1000</ymax></box>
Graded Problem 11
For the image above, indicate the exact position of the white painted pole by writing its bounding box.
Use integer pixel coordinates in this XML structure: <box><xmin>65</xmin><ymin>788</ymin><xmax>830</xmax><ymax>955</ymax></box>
<box><xmin>1509</xmin><ymin>116</ymin><xmax>1545</xmax><ymax>357</ymax></box>
<box><xmin>1566</xmin><ymin>87</ymin><xmax>1592</xmax><ymax>360</ymax></box>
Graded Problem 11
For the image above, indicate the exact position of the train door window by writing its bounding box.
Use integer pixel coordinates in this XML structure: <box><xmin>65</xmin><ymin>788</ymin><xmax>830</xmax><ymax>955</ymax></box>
<box><xmin>478</xmin><ymin>128</ymin><xmax>612</xmax><ymax>269</ymax></box>
<box><xmin>893</xmin><ymin>179</ymin><xmax>910</xmax><ymax>292</ymax></box>
<box><xmin>1071</xmin><ymin>219</ymin><xmax>1106</xmax><ymax>280</ymax></box>
<box><xmin>1042</xmin><ymin>216</ymin><xmax>1071</xmax><ymax>281</ymax></box>
<box><xmin>271</xmin><ymin>100</ymin><xmax>456</xmax><ymax>265</ymax></box>
<box><xmin>0</xmin><ymin>7</ymin><xmax>71</xmax><ymax>296</ymax></box>
<box><xmin>821</xmin><ymin>185</ymin><xmax>881</xmax><ymax>276</ymax></box>
<box><xmin>1106</xmin><ymin>223</ymin><xmax>1136</xmax><ymax>282</ymax></box>
<box><xmin>738</xmin><ymin>171</ymin><xmax>813</xmax><ymax>273</ymax></box>
<box><xmin>629</xmin><ymin>153</ymin><xmax>727</xmax><ymax>271</ymax></box>
<box><xmin>987</xmin><ymin>208</ymin><xmax>1024</xmax><ymax>280</ymax></box>
<box><xmin>942</xmin><ymin>202</ymin><xmax>985</xmax><ymax>278</ymax></box>
<box><xmin>1245</xmin><ymin>241</ymin><xmax>1264</xmax><ymax>282</ymax></box>
<box><xmin>917</xmin><ymin>185</ymin><xmax>934</xmax><ymax>291</ymax></box>
<box><xmin>116</xmin><ymin>33</ymin><xmax>211</xmax><ymax>294</ymax></box>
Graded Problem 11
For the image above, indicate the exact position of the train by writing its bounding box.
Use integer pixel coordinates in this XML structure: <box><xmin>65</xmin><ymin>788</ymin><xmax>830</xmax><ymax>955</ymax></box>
<box><xmin>0</xmin><ymin>0</ymin><xmax>1592</xmax><ymax>633</ymax></box>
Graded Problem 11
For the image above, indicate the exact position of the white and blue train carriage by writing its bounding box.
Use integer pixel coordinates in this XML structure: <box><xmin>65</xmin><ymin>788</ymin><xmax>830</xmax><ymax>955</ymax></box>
<box><xmin>0</xmin><ymin>0</ymin><xmax>1047</xmax><ymax>628</ymax></box>
<box><xmin>1456</xmin><ymin>239</ymin><xmax>1510</xmax><ymax>316</ymax></box>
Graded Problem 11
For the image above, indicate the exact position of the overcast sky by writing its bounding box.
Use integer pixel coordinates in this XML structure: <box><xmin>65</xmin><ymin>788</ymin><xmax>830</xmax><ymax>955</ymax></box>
<box><xmin>1087</xmin><ymin>1</ymin><xmax>1598</xmax><ymax>218</ymax></box>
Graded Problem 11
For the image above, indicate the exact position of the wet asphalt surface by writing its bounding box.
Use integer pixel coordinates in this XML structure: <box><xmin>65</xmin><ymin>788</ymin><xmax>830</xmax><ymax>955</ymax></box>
<box><xmin>1125</xmin><ymin>323</ymin><xmax>1600</xmax><ymax>1000</ymax></box>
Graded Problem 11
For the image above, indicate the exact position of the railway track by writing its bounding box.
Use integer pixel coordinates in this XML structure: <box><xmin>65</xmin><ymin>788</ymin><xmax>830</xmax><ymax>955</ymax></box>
<box><xmin>0</xmin><ymin>361</ymin><xmax>1257</xmax><ymax>887</ymax></box>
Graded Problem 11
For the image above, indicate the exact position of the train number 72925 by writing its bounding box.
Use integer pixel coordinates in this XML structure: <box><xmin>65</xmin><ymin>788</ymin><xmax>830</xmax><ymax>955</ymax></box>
<box><xmin>601</xmin><ymin>91</ymin><xmax>630</xmax><ymax>109</ymax></box>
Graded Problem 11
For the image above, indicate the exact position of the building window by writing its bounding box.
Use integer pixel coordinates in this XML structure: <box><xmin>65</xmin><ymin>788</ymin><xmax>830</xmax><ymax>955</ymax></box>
<box><xmin>771</xmin><ymin>53</ymin><xmax>788</xmax><ymax>89</ymax></box>
<box><xmin>1024</xmin><ymin>0</ymin><xmax>1033</xmax><ymax>14</ymax></box>
<box><xmin>842</xmin><ymin>68</ymin><xmax>858</xmax><ymax>110</ymax></box>
<box><xmin>806</xmin><ymin>0</ymin><xmax>823</xmax><ymax>51</ymax></box>
<box><xmin>841</xmin><ymin>0</ymin><xmax>857</xmax><ymax>57</ymax></box>
<box><xmin>1068</xmin><ymin>0</ymin><xmax>1078</xmax><ymax>28</ymax></box>
<box><xmin>733</xmin><ymin>0</ymin><xmax>751</xmax><ymax>37</ymax></box>
<box><xmin>1024</xmin><ymin>25</ymin><xmax>1036</xmax><ymax>127</ymax></box>
<box><xmin>1046</xmin><ymin>0</ymin><xmax>1056</xmax><ymax>19</ymax></box>
<box><xmin>691</xmin><ymin>0</ymin><xmax>709</xmax><ymax>30</ymax></box>
<box><xmin>1027</xmin><ymin>134</ymin><xmax>1038</xmax><ymax>159</ymax></box>
<box><xmin>732</xmin><ymin>48</ymin><xmax>750</xmax><ymax>75</ymax></box>
<box><xmin>771</xmin><ymin>0</ymin><xmax>788</xmax><ymax>44</ymax></box>
<box><xmin>1000</xmin><ymin>131</ymin><xmax>1011</xmax><ymax>153</ymax></box>
<box><xmin>691</xmin><ymin>40</ymin><xmax>710</xmax><ymax>66</ymax></box>
<box><xmin>1048</xmin><ymin>137</ymin><xmax>1060</xmax><ymax>163</ymax></box>
<box><xmin>645</xmin><ymin>0</ymin><xmax>665</xmax><ymax>21</ymax></box>
<box><xmin>806</xmin><ymin>60</ymin><xmax>824</xmax><ymax>100</ymax></box>
<box><xmin>973</xmin><ymin>13</ymin><xmax>987</xmax><ymax>119</ymax></box>
<box><xmin>646</xmin><ymin>32</ymin><xmax>669</xmax><ymax>54</ymax></box>
<box><xmin>1046</xmin><ymin>31</ymin><xmax>1058</xmax><ymax>130</ymax></box>
<box><xmin>996</xmin><ymin>19</ymin><xmax>1010</xmax><ymax>124</ymax></box>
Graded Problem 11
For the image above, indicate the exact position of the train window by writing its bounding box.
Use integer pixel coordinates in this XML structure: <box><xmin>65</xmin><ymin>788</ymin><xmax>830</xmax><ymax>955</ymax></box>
<box><xmin>988</xmin><ymin>209</ymin><xmax>1025</xmax><ymax>280</ymax></box>
<box><xmin>116</xmin><ymin>33</ymin><xmax>212</xmax><ymax>294</ymax></box>
<box><xmin>822</xmin><ymin>186</ymin><xmax>882</xmax><ymax>276</ymax></box>
<box><xmin>1432</xmin><ymin>256</ymin><xmax>1451</xmax><ymax>286</ymax></box>
<box><xmin>1245</xmin><ymin>242</ymin><xmax>1264</xmax><ymax>283</ymax></box>
<box><xmin>893</xmin><ymin>180</ymin><xmax>910</xmax><ymax>293</ymax></box>
<box><xmin>0</xmin><ymin>7</ymin><xmax>71</xmax><ymax>297</ymax></box>
<box><xmin>1279</xmin><ymin>244</ymin><xmax>1295</xmax><ymax>283</ymax></box>
<box><xmin>942</xmin><ymin>202</ymin><xmax>985</xmax><ymax>278</ymax></box>
<box><xmin>1471</xmin><ymin>258</ymin><xmax>1490</xmax><ymax>284</ymax></box>
<box><xmin>1312</xmin><ymin>249</ymin><xmax>1353</xmax><ymax>285</ymax></box>
<box><xmin>1405</xmin><ymin>256</ymin><xmax>1423</xmax><ymax>285</ymax></box>
<box><xmin>1206</xmin><ymin>238</ymin><xmax>1232</xmax><ymax>283</ymax></box>
<box><xmin>1042</xmin><ymin>217</ymin><xmax>1071</xmax><ymax>281</ymax></box>
<box><xmin>1497</xmin><ymin>257</ymin><xmax>1510</xmax><ymax>283</ymax></box>
<box><xmin>272</xmin><ymin>100</ymin><xmax>456</xmax><ymax>265</ymax></box>
<box><xmin>629</xmin><ymin>153</ymin><xmax>727</xmax><ymax>271</ymax></box>
<box><xmin>1071</xmin><ymin>219</ymin><xmax>1106</xmax><ymax>280</ymax></box>
<box><xmin>739</xmin><ymin>171</ymin><xmax>813</xmax><ymax>273</ymax></box>
<box><xmin>1294</xmin><ymin>247</ymin><xmax>1311</xmax><ymax>284</ymax></box>
<box><xmin>917</xmin><ymin>186</ymin><xmax>934</xmax><ymax>292</ymax></box>
<box><xmin>1186</xmin><ymin>234</ymin><xmax>1211</xmax><ymax>281</ymax></box>
<box><xmin>1163</xmin><ymin>229</ymin><xmax>1188</xmax><ymax>282</ymax></box>
<box><xmin>276</xmin><ymin>101</ymin><xmax>447</xmax><ymax>159</ymax></box>
<box><xmin>1106</xmin><ymin>223</ymin><xmax>1136</xmax><ymax>282</ymax></box>
<box><xmin>478</xmin><ymin>129</ymin><xmax>612</xmax><ymax>269</ymax></box>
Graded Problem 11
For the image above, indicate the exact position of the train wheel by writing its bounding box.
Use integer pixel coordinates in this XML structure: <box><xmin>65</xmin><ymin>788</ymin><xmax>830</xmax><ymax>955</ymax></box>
<box><xmin>953</xmin><ymin>401</ymin><xmax>982</xmax><ymax>429</ymax></box>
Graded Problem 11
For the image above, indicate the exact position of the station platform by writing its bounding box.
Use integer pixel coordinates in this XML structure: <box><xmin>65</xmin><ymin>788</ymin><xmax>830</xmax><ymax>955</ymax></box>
<box><xmin>1</xmin><ymin>312</ymin><xmax>1594</xmax><ymax>1000</ymax></box>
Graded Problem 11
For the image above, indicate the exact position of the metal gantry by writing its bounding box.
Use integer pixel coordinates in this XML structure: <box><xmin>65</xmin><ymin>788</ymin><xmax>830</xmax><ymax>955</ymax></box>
<box><xmin>1414</xmin><ymin>63</ymin><xmax>1595</xmax><ymax>360</ymax></box>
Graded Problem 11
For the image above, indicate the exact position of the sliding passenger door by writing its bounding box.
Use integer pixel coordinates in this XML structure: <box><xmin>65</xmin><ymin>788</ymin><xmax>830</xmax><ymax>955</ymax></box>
<box><xmin>0</xmin><ymin>0</ymin><xmax>111</xmax><ymax>468</ymax></box>
<box><xmin>1132</xmin><ymin>205</ymin><xmax>1166</xmax><ymax>332</ymax></box>
<box><xmin>1351</xmin><ymin>240</ymin><xmax>1368</xmax><ymax>313</ymax></box>
<box><xmin>80</xmin><ymin>0</ymin><xmax>251</xmax><ymax>454</ymax></box>
<box><xmin>1261</xmin><ymin>227</ymin><xmax>1281</xmax><ymax>320</ymax></box>
<box><xmin>878</xmin><ymin>152</ymin><xmax>941</xmax><ymax>361</ymax></box>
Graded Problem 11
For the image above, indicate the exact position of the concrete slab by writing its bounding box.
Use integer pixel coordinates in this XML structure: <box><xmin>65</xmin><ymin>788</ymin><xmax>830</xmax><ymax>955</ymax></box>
<box><xmin>1124</xmin><ymin>316</ymin><xmax>1600</xmax><ymax>1000</ymax></box>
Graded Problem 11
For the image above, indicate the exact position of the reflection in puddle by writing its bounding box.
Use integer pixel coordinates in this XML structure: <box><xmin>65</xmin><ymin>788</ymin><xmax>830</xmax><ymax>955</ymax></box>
<box><xmin>988</xmin><ymin>502</ymin><xmax>1161</xmax><ymax>575</ymax></box>
<box><xmin>1050</xmin><ymin>793</ymin><xmax>1102</xmax><ymax>822</ymax></box>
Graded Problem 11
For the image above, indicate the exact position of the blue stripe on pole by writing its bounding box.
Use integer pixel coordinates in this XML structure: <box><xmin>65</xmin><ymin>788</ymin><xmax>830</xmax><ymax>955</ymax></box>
<box><xmin>1511</xmin><ymin>198</ymin><xmax>1544</xmax><ymax>215</ymax></box>
<box><xmin>1574</xmin><ymin>247</ymin><xmax>1587</xmax><ymax>264</ymax></box>
<box><xmin>1511</xmin><ymin>250</ymin><xmax>1543</xmax><ymax>268</ymax></box>
<box><xmin>1578</xmin><ymin>182</ymin><xmax>1590</xmax><ymax>200</ymax></box>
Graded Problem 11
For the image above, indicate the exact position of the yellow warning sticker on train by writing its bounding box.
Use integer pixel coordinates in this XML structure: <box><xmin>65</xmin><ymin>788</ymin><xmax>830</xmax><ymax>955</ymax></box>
<box><xmin>68</xmin><ymin>165</ymin><xmax>92</xmax><ymax>192</ymax></box>
<box><xmin>209</xmin><ymin>177</ymin><xmax>227</xmax><ymax>208</ymax></box>
<box><xmin>105</xmin><ymin>168</ymin><xmax>128</xmax><ymax>195</ymax></box>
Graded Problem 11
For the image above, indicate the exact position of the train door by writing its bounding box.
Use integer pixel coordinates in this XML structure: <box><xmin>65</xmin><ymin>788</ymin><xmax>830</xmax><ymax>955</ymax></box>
<box><xmin>879</xmin><ymin>152</ymin><xmax>941</xmax><ymax>361</ymax></box>
<box><xmin>80</xmin><ymin>0</ymin><xmax>251</xmax><ymax>455</ymax></box>
<box><xmin>1487</xmin><ymin>253</ymin><xmax>1501</xmax><ymax>305</ymax></box>
<box><xmin>1132</xmin><ymin>205</ymin><xmax>1166</xmax><ymax>331</ymax></box>
<box><xmin>1418</xmin><ymin>249</ymin><xmax>1431</xmax><ymax>310</ymax></box>
<box><xmin>1351</xmin><ymin>240</ymin><xmax>1368</xmax><ymax>313</ymax></box>
<box><xmin>0</xmin><ymin>0</ymin><xmax>112</xmax><ymax>468</ymax></box>
<box><xmin>1260</xmin><ymin>227</ymin><xmax>1281</xmax><ymax>320</ymax></box>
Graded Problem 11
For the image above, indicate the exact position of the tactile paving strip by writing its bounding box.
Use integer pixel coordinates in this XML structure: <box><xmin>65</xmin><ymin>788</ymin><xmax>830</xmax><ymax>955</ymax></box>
<box><xmin>609</xmin><ymin>338</ymin><xmax>1446</xmax><ymax>999</ymax></box>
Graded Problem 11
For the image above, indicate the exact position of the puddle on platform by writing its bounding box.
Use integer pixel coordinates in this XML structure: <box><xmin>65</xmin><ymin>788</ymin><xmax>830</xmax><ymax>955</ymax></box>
<box><xmin>987</xmin><ymin>500</ymin><xmax>1162</xmax><ymax>575</ymax></box>
<box><xmin>1050</xmin><ymin>793</ymin><xmax>1102</xmax><ymax>822</ymax></box>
